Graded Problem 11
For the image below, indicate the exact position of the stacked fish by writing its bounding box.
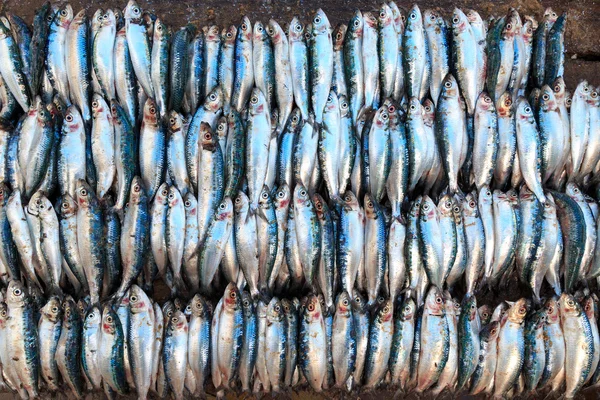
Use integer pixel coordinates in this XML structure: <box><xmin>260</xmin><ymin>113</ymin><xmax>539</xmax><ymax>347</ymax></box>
<box><xmin>0</xmin><ymin>0</ymin><xmax>598</xmax><ymax>398</ymax></box>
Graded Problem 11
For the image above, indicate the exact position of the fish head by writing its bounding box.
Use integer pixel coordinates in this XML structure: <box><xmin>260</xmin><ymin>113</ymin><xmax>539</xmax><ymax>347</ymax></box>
<box><xmin>583</xmin><ymin>296</ymin><xmax>598</xmax><ymax>322</ymax></box>
<box><xmin>373</xmin><ymin>105</ymin><xmax>390</xmax><ymax>129</ymax></box>
<box><xmin>143</xmin><ymin>98</ymin><xmax>159</xmax><ymax>127</ymax></box>
<box><xmin>233</xmin><ymin>191</ymin><xmax>250</xmax><ymax>214</ymax></box>
<box><xmin>565</xmin><ymin>182</ymin><xmax>583</xmax><ymax>200</ymax></box>
<box><xmin>152</xmin><ymin>18</ymin><xmax>169</xmax><ymax>42</ymax></box>
<box><xmin>437</xmin><ymin>194</ymin><xmax>454</xmax><ymax>218</ymax></box>
<box><xmin>167</xmin><ymin>186</ymin><xmax>182</xmax><ymax>209</ymax></box>
<box><xmin>241</xmin><ymin>292</ymin><xmax>254</xmax><ymax>315</ymax></box>
<box><xmin>466</xmin><ymin>9</ymin><xmax>483</xmax><ymax>26</ymax></box>
<box><xmin>204</xmin><ymin>87</ymin><xmax>224</xmax><ymax>112</ymax></box>
<box><xmin>169</xmin><ymin>310</ymin><xmax>188</xmax><ymax>332</ymax></box>
<box><xmin>41</xmin><ymin>296</ymin><xmax>63</xmax><ymax>323</ymax></box>
<box><xmin>183</xmin><ymin>192</ymin><xmax>198</xmax><ymax>217</ymax></box>
<box><xmin>78</xmin><ymin>297</ymin><xmax>90</xmax><ymax>316</ymax></box>
<box><xmin>293</xmin><ymin>183</ymin><xmax>311</xmax><ymax>207</ymax></box>
<box><xmin>215</xmin><ymin>116</ymin><xmax>228</xmax><ymax>141</ymax></box>
<box><xmin>347</xmin><ymin>10</ymin><xmax>364</xmax><ymax>39</ymax></box>
<box><xmin>128</xmin><ymin>176</ymin><xmax>147</xmax><ymax>205</ymax></box>
<box><xmin>62</xmin><ymin>297</ymin><xmax>80</xmax><ymax>326</ymax></box>
<box><xmin>249</xmin><ymin>88</ymin><xmax>267</xmax><ymax>115</ymax></box>
<box><xmin>419</xmin><ymin>195</ymin><xmax>437</xmax><ymax>221</ymax></box>
<box><xmin>215</xmin><ymin>197</ymin><xmax>234</xmax><ymax>221</ymax></box>
<box><xmin>544</xmin><ymin>297</ymin><xmax>560</xmax><ymax>324</ymax></box>
<box><xmin>496</xmin><ymin>92</ymin><xmax>513</xmax><ymax>117</ymax></box>
<box><xmin>168</xmin><ymin>111</ymin><xmax>184</xmax><ymax>134</ymax></box>
<box><xmin>0</xmin><ymin>183</ymin><xmax>11</xmax><ymax>205</ymax></box>
<box><xmin>223</xmin><ymin>282</ymin><xmax>241</xmax><ymax>311</ymax></box>
<box><xmin>461</xmin><ymin>294</ymin><xmax>478</xmax><ymax>322</ymax></box>
<box><xmin>506</xmin><ymin>298</ymin><xmax>528</xmax><ymax>324</ymax></box>
<box><xmin>53</xmin><ymin>4</ymin><xmax>73</xmax><ymax>28</ymax></box>
<box><xmin>273</xmin><ymin>184</ymin><xmax>291</xmax><ymax>210</ymax></box>
<box><xmin>378</xmin><ymin>4</ymin><xmax>394</xmax><ymax>27</ymax></box>
<box><xmin>539</xmin><ymin>85</ymin><xmax>558</xmax><ymax>111</ymax></box>
<box><xmin>478</xmin><ymin>305</ymin><xmax>492</xmax><ymax>325</ymax></box>
<box><xmin>521</xmin><ymin>20</ymin><xmax>533</xmax><ymax>43</ymax></box>
<box><xmin>441</xmin><ymin>74</ymin><xmax>459</xmax><ymax>98</ymax></box>
<box><xmin>129</xmin><ymin>285</ymin><xmax>152</xmax><ymax>315</ymax></box>
<box><xmin>503</xmin><ymin>11</ymin><xmax>520</xmax><ymax>38</ymax></box>
<box><xmin>332</xmin><ymin>23</ymin><xmax>347</xmax><ymax>50</ymax></box>
<box><xmin>288</xmin><ymin>17</ymin><xmax>304</xmax><ymax>41</ymax></box>
<box><xmin>267</xmin><ymin>297</ymin><xmax>284</xmax><ymax>323</ymax></box>
<box><xmin>408</xmin><ymin>196</ymin><xmax>422</xmax><ymax>218</ymax></box>
<box><xmin>401</xmin><ymin>297</ymin><xmax>417</xmax><ymax>321</ymax></box>
<box><xmin>266</xmin><ymin>20</ymin><xmax>283</xmax><ymax>44</ymax></box>
<box><xmin>101</xmin><ymin>305</ymin><xmax>119</xmax><ymax>334</ymax></box>
<box><xmin>154</xmin><ymin>183</ymin><xmax>170</xmax><ymax>207</ymax></box>
<box><xmin>406</xmin><ymin>5</ymin><xmax>423</xmax><ymax>31</ymax></box>
<box><xmin>377</xmin><ymin>298</ymin><xmax>394</xmax><ymax>323</ymax></box>
<box><xmin>324</xmin><ymin>91</ymin><xmax>340</xmax><ymax>117</ymax></box>
<box><xmin>543</xmin><ymin>7</ymin><xmax>559</xmax><ymax>23</ymax></box>
<box><xmin>451</xmin><ymin>8</ymin><xmax>470</xmax><ymax>33</ymax></box>
<box><xmin>162</xmin><ymin>301</ymin><xmax>175</xmax><ymax>320</ymax></box>
<box><xmin>222</xmin><ymin>25</ymin><xmax>237</xmax><ymax>46</ymax></box>
<box><xmin>335</xmin><ymin>291</ymin><xmax>352</xmax><ymax>316</ymax></box>
<box><xmin>37</xmin><ymin>194</ymin><xmax>55</xmax><ymax>218</ymax></box>
<box><xmin>312</xmin><ymin>9</ymin><xmax>331</xmax><ymax>34</ymax></box>
<box><xmin>0</xmin><ymin>302</ymin><xmax>6</xmax><ymax>328</ymax></box>
<box><xmin>124</xmin><ymin>0</ymin><xmax>143</xmax><ymax>22</ymax></box>
<box><xmin>84</xmin><ymin>305</ymin><xmax>101</xmax><ymax>329</ymax></box>
<box><xmin>476</xmin><ymin>92</ymin><xmax>495</xmax><ymax>113</ymax></box>
<box><xmin>482</xmin><ymin>321</ymin><xmax>500</xmax><ymax>341</ymax></box>
<box><xmin>364</xmin><ymin>193</ymin><xmax>381</xmax><ymax>220</ymax></box>
<box><xmin>91</xmin><ymin>93</ymin><xmax>110</xmax><ymax>118</ymax></box>
<box><xmin>312</xmin><ymin>193</ymin><xmax>329</xmax><ymax>222</ymax></box>
<box><xmin>450</xmin><ymin>197</ymin><xmax>463</xmax><ymax>224</ymax></box>
<box><xmin>303</xmin><ymin>294</ymin><xmax>323</xmax><ymax>323</ymax></box>
<box><xmin>422</xmin><ymin>99</ymin><xmax>435</xmax><ymax>126</ymax></box>
<box><xmin>63</xmin><ymin>106</ymin><xmax>84</xmax><ymax>134</ymax></box>
<box><xmin>424</xmin><ymin>286</ymin><xmax>445</xmax><ymax>316</ymax></box>
<box><xmin>253</xmin><ymin>21</ymin><xmax>267</xmax><ymax>42</ymax></box>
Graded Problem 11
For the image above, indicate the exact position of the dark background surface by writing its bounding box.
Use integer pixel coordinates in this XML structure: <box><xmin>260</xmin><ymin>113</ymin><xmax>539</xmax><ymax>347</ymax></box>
<box><xmin>0</xmin><ymin>0</ymin><xmax>598</xmax><ymax>398</ymax></box>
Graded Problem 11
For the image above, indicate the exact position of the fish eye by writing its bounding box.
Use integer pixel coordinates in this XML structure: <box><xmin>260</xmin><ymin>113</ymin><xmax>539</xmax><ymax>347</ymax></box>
<box><xmin>261</xmin><ymin>191</ymin><xmax>269</xmax><ymax>200</ymax></box>
<box><xmin>367</xmin><ymin>200</ymin><xmax>374</xmax><ymax>208</ymax></box>
<box><xmin>257</xmin><ymin>25</ymin><xmax>263</xmax><ymax>32</ymax></box>
<box><xmin>169</xmin><ymin>118</ymin><xmax>176</xmax><ymax>125</ymax></box>
<box><xmin>506</xmin><ymin>23</ymin><xmax>512</xmax><ymax>30</ymax></box>
<box><xmin>342</xmin><ymin>299</ymin><xmax>349</xmax><ymax>306</ymax></box>
<box><xmin>130</xmin><ymin>295</ymin><xmax>138</xmax><ymax>302</ymax></box>
<box><xmin>542</xmin><ymin>94</ymin><xmax>550</xmax><ymax>101</ymax></box>
<box><xmin>88</xmin><ymin>312</ymin><xmax>95</xmax><ymax>319</ymax></box>
<box><xmin>453</xmin><ymin>206</ymin><xmax>460</xmax><ymax>213</ymax></box>
<box><xmin>444</xmin><ymin>81</ymin><xmax>452</xmax><ymax>88</ymax></box>
<box><xmin>353</xmin><ymin>19</ymin><xmax>360</xmax><ymax>27</ymax></box>
<box><xmin>242</xmin><ymin>23</ymin><xmax>248</xmax><ymax>30</ymax></box>
<box><xmin>219</xmin><ymin>202</ymin><xmax>226</xmax><ymax>210</ymax></box>
<box><xmin>251</xmin><ymin>96</ymin><xmax>258</xmax><ymax>104</ymax></box>
<box><xmin>452</xmin><ymin>16</ymin><xmax>459</xmax><ymax>23</ymax></box>
<box><xmin>583</xmin><ymin>85</ymin><xmax>590</xmax><ymax>93</ymax></box>
<box><xmin>314</xmin><ymin>16</ymin><xmax>321</xmax><ymax>24</ymax></box>
<box><xmin>354</xmin><ymin>296</ymin><xmax>361</xmax><ymax>304</ymax></box>
<box><xmin>548</xmin><ymin>306</ymin><xmax>553</xmax><ymax>313</ymax></box>
<box><xmin>47</xmin><ymin>15</ymin><xmax>53</xmax><ymax>22</ymax></box>
<box><xmin>379</xmin><ymin>11</ymin><xmax>386</xmax><ymax>19</ymax></box>
<box><xmin>344</xmin><ymin>194</ymin><xmax>351</xmax><ymax>202</ymax></box>
<box><xmin>381</xmin><ymin>111</ymin><xmax>389</xmax><ymax>120</ymax></box>
<box><xmin>203</xmin><ymin>132</ymin><xmax>212</xmax><ymax>140</ymax></box>
<box><xmin>106</xmin><ymin>315</ymin><xmax>113</xmax><ymax>323</ymax></box>
<box><xmin>482</xmin><ymin>312</ymin><xmax>489</xmax><ymax>318</ymax></box>
<box><xmin>430</xmin><ymin>14</ymin><xmax>436</xmax><ymax>21</ymax></box>
<box><xmin>92</xmin><ymin>101</ymin><xmax>99</xmax><ymax>108</ymax></box>
<box><xmin>227</xmin><ymin>32</ymin><xmax>233</xmax><ymax>38</ymax></box>
<box><xmin>292</xmin><ymin>115</ymin><xmax>299</xmax><ymax>123</ymax></box>
<box><xmin>168</xmin><ymin>192</ymin><xmax>175</xmax><ymax>200</ymax></box>
<box><xmin>80</xmin><ymin>188</ymin><xmax>88</xmax><ymax>196</ymax></box>
<box><xmin>300</xmin><ymin>189</ymin><xmax>307</xmax><ymax>197</ymax></box>
<box><xmin>383</xmin><ymin>305</ymin><xmax>390</xmax><ymax>313</ymax></box>
<box><xmin>133</xmin><ymin>183</ymin><xmax>141</xmax><ymax>192</ymax></box>
<box><xmin>149</xmin><ymin>106</ymin><xmax>156</xmax><ymax>114</ymax></box>
<box><xmin>235</xmin><ymin>196</ymin><xmax>242</xmax><ymax>205</ymax></box>
<box><xmin>315</xmin><ymin>201</ymin><xmax>322</xmax><ymax>211</ymax></box>
<box><xmin>230</xmin><ymin>291</ymin><xmax>236</xmax><ymax>299</ymax></box>
<box><xmin>435</xmin><ymin>297</ymin><xmax>442</xmax><ymax>304</ymax></box>
<box><xmin>65</xmin><ymin>114</ymin><xmax>73</xmax><ymax>122</ymax></box>
<box><xmin>307</xmin><ymin>303</ymin><xmax>315</xmax><ymax>311</ymax></box>
<box><xmin>277</xmin><ymin>191</ymin><xmax>285</xmax><ymax>199</ymax></box>
<box><xmin>243</xmin><ymin>300</ymin><xmax>250</xmax><ymax>307</ymax></box>
<box><xmin>445</xmin><ymin>200</ymin><xmax>452</xmax><ymax>208</ymax></box>
<box><xmin>275</xmin><ymin>304</ymin><xmax>280</xmax><ymax>312</ymax></box>
<box><xmin>519</xmin><ymin>307</ymin><xmax>527</xmax><ymax>314</ymax></box>
<box><xmin>210</xmin><ymin>93</ymin><xmax>217</xmax><ymax>101</ymax></box>
<box><xmin>161</xmin><ymin>188</ymin><xmax>168</xmax><ymax>196</ymax></box>
<box><xmin>133</xmin><ymin>7</ymin><xmax>140</xmax><ymax>14</ymax></box>
<box><xmin>491</xmin><ymin>328</ymin><xmax>498</xmax><ymax>335</ymax></box>
<box><xmin>422</xmin><ymin>203</ymin><xmax>430</xmax><ymax>211</ymax></box>
<box><xmin>554</xmin><ymin>85</ymin><xmax>561</xmax><ymax>92</ymax></box>
<box><xmin>184</xmin><ymin>200</ymin><xmax>191</xmax><ymax>207</ymax></box>
<box><xmin>172</xmin><ymin>317</ymin><xmax>179</xmax><ymax>323</ymax></box>
<box><xmin>61</xmin><ymin>9</ymin><xmax>68</xmax><ymax>16</ymax></box>
<box><xmin>410</xmin><ymin>12</ymin><xmax>417</xmax><ymax>20</ymax></box>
